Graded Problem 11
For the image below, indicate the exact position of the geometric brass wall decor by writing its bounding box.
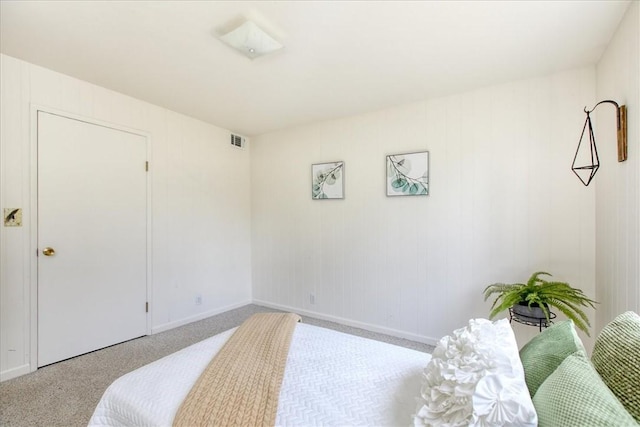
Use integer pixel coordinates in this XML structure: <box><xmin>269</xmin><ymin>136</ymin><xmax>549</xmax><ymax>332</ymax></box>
<box><xmin>572</xmin><ymin>100</ymin><xmax>627</xmax><ymax>187</ymax></box>
<box><xmin>572</xmin><ymin>110</ymin><xmax>600</xmax><ymax>186</ymax></box>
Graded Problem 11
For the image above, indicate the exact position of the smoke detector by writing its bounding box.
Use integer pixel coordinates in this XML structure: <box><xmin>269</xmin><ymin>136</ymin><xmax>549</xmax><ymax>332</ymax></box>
<box><xmin>220</xmin><ymin>21</ymin><xmax>283</xmax><ymax>59</ymax></box>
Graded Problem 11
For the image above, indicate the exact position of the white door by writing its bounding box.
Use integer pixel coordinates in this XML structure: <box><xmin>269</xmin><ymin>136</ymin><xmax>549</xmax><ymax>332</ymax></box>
<box><xmin>37</xmin><ymin>111</ymin><xmax>148</xmax><ymax>367</ymax></box>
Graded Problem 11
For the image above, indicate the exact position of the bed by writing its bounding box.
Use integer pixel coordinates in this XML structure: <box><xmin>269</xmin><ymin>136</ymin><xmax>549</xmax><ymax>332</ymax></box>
<box><xmin>88</xmin><ymin>321</ymin><xmax>431</xmax><ymax>426</ymax></box>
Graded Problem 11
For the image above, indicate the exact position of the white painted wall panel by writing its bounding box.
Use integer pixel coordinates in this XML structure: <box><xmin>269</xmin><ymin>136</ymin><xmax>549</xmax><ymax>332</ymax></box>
<box><xmin>251</xmin><ymin>68</ymin><xmax>597</xmax><ymax>348</ymax></box>
<box><xmin>595</xmin><ymin>2</ymin><xmax>640</xmax><ymax>332</ymax></box>
<box><xmin>0</xmin><ymin>54</ymin><xmax>251</xmax><ymax>379</ymax></box>
<box><xmin>0</xmin><ymin>55</ymin><xmax>31</xmax><ymax>378</ymax></box>
<box><xmin>163</xmin><ymin>112</ymin><xmax>251</xmax><ymax>325</ymax></box>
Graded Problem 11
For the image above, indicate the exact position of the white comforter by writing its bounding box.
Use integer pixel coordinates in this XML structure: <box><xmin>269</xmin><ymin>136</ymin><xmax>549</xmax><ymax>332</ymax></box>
<box><xmin>89</xmin><ymin>323</ymin><xmax>431</xmax><ymax>426</ymax></box>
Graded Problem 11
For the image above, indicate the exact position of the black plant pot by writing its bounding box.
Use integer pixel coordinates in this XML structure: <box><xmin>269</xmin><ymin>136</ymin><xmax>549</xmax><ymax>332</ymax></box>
<box><xmin>512</xmin><ymin>302</ymin><xmax>547</xmax><ymax>320</ymax></box>
<box><xmin>510</xmin><ymin>302</ymin><xmax>555</xmax><ymax>331</ymax></box>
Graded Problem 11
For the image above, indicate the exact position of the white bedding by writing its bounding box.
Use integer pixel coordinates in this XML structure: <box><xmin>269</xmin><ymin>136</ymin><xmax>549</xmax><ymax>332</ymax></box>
<box><xmin>89</xmin><ymin>323</ymin><xmax>431</xmax><ymax>426</ymax></box>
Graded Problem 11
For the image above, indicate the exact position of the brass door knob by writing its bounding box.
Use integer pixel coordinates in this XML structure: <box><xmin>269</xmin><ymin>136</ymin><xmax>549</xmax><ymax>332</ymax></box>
<box><xmin>42</xmin><ymin>247</ymin><xmax>56</xmax><ymax>256</ymax></box>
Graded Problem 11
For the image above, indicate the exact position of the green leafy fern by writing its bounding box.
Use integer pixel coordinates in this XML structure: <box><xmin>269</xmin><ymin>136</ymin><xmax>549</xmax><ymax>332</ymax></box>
<box><xmin>483</xmin><ymin>271</ymin><xmax>597</xmax><ymax>335</ymax></box>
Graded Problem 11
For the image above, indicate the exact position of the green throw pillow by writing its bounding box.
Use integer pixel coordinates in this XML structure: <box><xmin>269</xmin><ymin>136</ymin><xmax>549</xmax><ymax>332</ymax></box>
<box><xmin>519</xmin><ymin>320</ymin><xmax>586</xmax><ymax>397</ymax></box>
<box><xmin>533</xmin><ymin>351</ymin><xmax>637</xmax><ymax>426</ymax></box>
<box><xmin>592</xmin><ymin>311</ymin><xmax>640</xmax><ymax>423</ymax></box>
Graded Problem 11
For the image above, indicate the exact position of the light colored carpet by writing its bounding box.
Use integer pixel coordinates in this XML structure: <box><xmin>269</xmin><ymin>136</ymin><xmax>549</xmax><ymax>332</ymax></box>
<box><xmin>0</xmin><ymin>304</ymin><xmax>433</xmax><ymax>427</ymax></box>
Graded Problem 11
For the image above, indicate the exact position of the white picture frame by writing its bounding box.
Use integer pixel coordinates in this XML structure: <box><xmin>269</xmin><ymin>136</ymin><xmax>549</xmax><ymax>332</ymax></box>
<box><xmin>386</xmin><ymin>151</ymin><xmax>429</xmax><ymax>196</ymax></box>
<box><xmin>312</xmin><ymin>161</ymin><xmax>344</xmax><ymax>199</ymax></box>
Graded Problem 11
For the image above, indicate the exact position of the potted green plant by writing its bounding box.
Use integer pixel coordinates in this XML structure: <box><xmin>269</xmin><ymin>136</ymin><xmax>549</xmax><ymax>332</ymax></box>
<box><xmin>483</xmin><ymin>271</ymin><xmax>597</xmax><ymax>335</ymax></box>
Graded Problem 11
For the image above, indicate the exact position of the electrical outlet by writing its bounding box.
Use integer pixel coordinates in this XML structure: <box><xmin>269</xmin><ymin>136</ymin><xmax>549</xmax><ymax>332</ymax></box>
<box><xmin>310</xmin><ymin>293</ymin><xmax>315</xmax><ymax>305</ymax></box>
<box><xmin>195</xmin><ymin>294</ymin><xmax>202</xmax><ymax>305</ymax></box>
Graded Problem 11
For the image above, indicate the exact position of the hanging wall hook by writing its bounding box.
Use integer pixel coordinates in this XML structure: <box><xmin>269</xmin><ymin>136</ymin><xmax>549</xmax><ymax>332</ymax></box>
<box><xmin>583</xmin><ymin>100</ymin><xmax>627</xmax><ymax>162</ymax></box>
<box><xmin>572</xmin><ymin>99</ymin><xmax>628</xmax><ymax>186</ymax></box>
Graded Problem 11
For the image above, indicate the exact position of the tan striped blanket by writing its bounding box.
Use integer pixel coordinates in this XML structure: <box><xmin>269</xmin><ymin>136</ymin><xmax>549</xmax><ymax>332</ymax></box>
<box><xmin>173</xmin><ymin>312</ymin><xmax>301</xmax><ymax>427</ymax></box>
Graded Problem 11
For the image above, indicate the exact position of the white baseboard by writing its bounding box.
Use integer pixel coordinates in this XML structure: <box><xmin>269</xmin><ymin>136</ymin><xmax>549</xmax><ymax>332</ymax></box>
<box><xmin>151</xmin><ymin>300</ymin><xmax>252</xmax><ymax>334</ymax></box>
<box><xmin>252</xmin><ymin>299</ymin><xmax>439</xmax><ymax>346</ymax></box>
<box><xmin>0</xmin><ymin>363</ymin><xmax>31</xmax><ymax>382</ymax></box>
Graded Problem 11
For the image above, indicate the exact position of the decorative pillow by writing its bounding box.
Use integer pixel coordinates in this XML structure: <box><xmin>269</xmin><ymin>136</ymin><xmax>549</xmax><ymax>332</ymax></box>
<box><xmin>518</xmin><ymin>320</ymin><xmax>586</xmax><ymax>397</ymax></box>
<box><xmin>533</xmin><ymin>351</ymin><xmax>637</xmax><ymax>426</ymax></box>
<box><xmin>414</xmin><ymin>319</ymin><xmax>537</xmax><ymax>427</ymax></box>
<box><xmin>591</xmin><ymin>311</ymin><xmax>640</xmax><ymax>423</ymax></box>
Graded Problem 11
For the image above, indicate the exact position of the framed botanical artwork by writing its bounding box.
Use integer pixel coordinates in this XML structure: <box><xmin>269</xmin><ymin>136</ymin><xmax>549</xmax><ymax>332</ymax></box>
<box><xmin>386</xmin><ymin>151</ymin><xmax>429</xmax><ymax>196</ymax></box>
<box><xmin>312</xmin><ymin>161</ymin><xmax>344</xmax><ymax>199</ymax></box>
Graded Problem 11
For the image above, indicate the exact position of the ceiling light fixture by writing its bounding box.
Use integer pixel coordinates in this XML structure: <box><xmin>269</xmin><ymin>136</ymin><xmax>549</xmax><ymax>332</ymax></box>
<box><xmin>220</xmin><ymin>21</ymin><xmax>283</xmax><ymax>60</ymax></box>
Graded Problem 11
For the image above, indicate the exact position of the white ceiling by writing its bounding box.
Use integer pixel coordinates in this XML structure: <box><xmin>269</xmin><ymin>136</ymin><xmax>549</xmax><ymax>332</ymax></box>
<box><xmin>0</xmin><ymin>1</ymin><xmax>630</xmax><ymax>136</ymax></box>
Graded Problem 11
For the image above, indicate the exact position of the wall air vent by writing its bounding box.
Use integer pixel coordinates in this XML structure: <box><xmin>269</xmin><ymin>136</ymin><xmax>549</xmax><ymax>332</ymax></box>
<box><xmin>230</xmin><ymin>133</ymin><xmax>245</xmax><ymax>149</ymax></box>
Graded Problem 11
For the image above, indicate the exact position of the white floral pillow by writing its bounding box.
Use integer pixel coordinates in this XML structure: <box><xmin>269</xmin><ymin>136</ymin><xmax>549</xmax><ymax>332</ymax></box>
<box><xmin>413</xmin><ymin>319</ymin><xmax>537</xmax><ymax>427</ymax></box>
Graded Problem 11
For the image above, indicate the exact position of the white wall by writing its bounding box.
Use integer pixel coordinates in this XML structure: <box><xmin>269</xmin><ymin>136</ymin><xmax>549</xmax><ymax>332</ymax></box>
<box><xmin>595</xmin><ymin>1</ymin><xmax>640</xmax><ymax>332</ymax></box>
<box><xmin>251</xmin><ymin>68</ymin><xmax>597</xmax><ymax>348</ymax></box>
<box><xmin>0</xmin><ymin>54</ymin><xmax>252</xmax><ymax>380</ymax></box>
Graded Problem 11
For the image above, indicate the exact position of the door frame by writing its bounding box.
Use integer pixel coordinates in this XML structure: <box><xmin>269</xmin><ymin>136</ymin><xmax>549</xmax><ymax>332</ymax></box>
<box><xmin>29</xmin><ymin>105</ymin><xmax>153</xmax><ymax>373</ymax></box>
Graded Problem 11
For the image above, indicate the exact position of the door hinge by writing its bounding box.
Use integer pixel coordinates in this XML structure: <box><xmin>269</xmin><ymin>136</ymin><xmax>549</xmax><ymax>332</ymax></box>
<box><xmin>145</xmin><ymin>161</ymin><xmax>149</xmax><ymax>172</ymax></box>
<box><xmin>145</xmin><ymin>302</ymin><xmax>149</xmax><ymax>313</ymax></box>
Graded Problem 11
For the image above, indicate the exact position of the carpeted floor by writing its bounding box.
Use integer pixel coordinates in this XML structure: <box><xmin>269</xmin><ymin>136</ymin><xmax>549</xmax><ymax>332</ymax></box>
<box><xmin>0</xmin><ymin>304</ymin><xmax>433</xmax><ymax>427</ymax></box>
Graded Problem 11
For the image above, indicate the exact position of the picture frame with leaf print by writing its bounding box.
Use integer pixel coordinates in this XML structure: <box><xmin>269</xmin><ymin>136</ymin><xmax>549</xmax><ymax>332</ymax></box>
<box><xmin>386</xmin><ymin>151</ymin><xmax>429</xmax><ymax>196</ymax></box>
<box><xmin>312</xmin><ymin>161</ymin><xmax>344</xmax><ymax>199</ymax></box>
